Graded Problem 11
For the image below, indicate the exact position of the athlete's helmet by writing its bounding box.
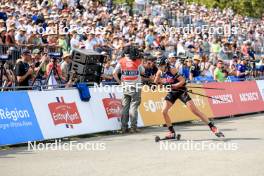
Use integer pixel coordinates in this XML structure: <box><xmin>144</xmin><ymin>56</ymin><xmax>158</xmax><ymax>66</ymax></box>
<box><xmin>156</xmin><ymin>56</ymin><xmax>168</xmax><ymax>66</ymax></box>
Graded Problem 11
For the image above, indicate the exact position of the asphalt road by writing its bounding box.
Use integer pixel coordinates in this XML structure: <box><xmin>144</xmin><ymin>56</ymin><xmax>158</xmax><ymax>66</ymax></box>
<box><xmin>1</xmin><ymin>113</ymin><xmax>264</xmax><ymax>176</ymax></box>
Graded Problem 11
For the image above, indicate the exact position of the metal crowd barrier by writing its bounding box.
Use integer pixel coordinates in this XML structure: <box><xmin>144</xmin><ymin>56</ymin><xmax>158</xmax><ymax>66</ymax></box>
<box><xmin>1</xmin><ymin>75</ymin><xmax>264</xmax><ymax>92</ymax></box>
<box><xmin>0</xmin><ymin>44</ymin><xmax>62</xmax><ymax>56</ymax></box>
<box><xmin>0</xmin><ymin>44</ymin><xmax>62</xmax><ymax>66</ymax></box>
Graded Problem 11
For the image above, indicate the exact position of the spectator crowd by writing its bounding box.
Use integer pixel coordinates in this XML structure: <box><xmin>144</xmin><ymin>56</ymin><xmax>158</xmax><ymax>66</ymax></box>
<box><xmin>0</xmin><ymin>0</ymin><xmax>264</xmax><ymax>89</ymax></box>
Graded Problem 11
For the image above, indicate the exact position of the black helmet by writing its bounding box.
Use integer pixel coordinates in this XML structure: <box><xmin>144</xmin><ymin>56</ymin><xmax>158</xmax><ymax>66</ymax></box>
<box><xmin>122</xmin><ymin>45</ymin><xmax>140</xmax><ymax>60</ymax></box>
<box><xmin>156</xmin><ymin>56</ymin><xmax>167</xmax><ymax>66</ymax></box>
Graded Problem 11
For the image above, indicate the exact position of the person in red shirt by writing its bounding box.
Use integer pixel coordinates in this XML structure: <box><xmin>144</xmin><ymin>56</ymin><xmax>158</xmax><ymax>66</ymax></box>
<box><xmin>46</xmin><ymin>57</ymin><xmax>66</xmax><ymax>83</ymax></box>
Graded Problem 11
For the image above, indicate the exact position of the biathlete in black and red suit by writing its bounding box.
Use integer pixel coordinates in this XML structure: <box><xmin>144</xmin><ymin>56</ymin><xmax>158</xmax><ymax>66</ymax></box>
<box><xmin>154</xmin><ymin>55</ymin><xmax>224</xmax><ymax>139</ymax></box>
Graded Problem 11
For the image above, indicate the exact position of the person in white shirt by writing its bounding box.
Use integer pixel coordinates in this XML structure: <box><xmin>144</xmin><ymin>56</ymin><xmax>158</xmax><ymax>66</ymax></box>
<box><xmin>85</xmin><ymin>32</ymin><xmax>97</xmax><ymax>50</ymax></box>
<box><xmin>15</xmin><ymin>28</ymin><xmax>27</xmax><ymax>45</ymax></box>
<box><xmin>102</xmin><ymin>59</ymin><xmax>114</xmax><ymax>82</ymax></box>
<box><xmin>70</xmin><ymin>31</ymin><xmax>80</xmax><ymax>49</ymax></box>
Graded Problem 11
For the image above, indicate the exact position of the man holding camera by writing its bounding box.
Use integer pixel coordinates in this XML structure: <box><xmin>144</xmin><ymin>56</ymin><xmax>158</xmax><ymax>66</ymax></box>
<box><xmin>113</xmin><ymin>46</ymin><xmax>145</xmax><ymax>134</ymax></box>
<box><xmin>15</xmin><ymin>49</ymin><xmax>33</xmax><ymax>89</ymax></box>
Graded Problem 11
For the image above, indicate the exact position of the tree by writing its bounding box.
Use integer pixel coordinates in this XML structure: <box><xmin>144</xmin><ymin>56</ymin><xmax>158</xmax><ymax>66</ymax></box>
<box><xmin>113</xmin><ymin>0</ymin><xmax>134</xmax><ymax>7</ymax></box>
<box><xmin>186</xmin><ymin>0</ymin><xmax>264</xmax><ymax>18</ymax></box>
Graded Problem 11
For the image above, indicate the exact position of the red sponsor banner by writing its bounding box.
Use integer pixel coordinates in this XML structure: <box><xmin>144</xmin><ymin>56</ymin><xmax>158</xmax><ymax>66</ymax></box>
<box><xmin>203</xmin><ymin>82</ymin><xmax>239</xmax><ymax>117</ymax></box>
<box><xmin>204</xmin><ymin>81</ymin><xmax>264</xmax><ymax>117</ymax></box>
<box><xmin>228</xmin><ymin>81</ymin><xmax>264</xmax><ymax>114</ymax></box>
<box><xmin>102</xmin><ymin>93</ymin><xmax>122</xmax><ymax>119</ymax></box>
<box><xmin>48</xmin><ymin>97</ymin><xmax>82</xmax><ymax>127</ymax></box>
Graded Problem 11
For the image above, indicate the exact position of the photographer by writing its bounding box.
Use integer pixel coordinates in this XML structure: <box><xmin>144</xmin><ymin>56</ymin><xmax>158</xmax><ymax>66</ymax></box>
<box><xmin>113</xmin><ymin>46</ymin><xmax>145</xmax><ymax>134</ymax></box>
<box><xmin>31</xmin><ymin>49</ymin><xmax>49</xmax><ymax>86</ymax></box>
<box><xmin>14</xmin><ymin>49</ymin><xmax>33</xmax><ymax>88</ymax></box>
<box><xmin>46</xmin><ymin>55</ymin><xmax>66</xmax><ymax>84</ymax></box>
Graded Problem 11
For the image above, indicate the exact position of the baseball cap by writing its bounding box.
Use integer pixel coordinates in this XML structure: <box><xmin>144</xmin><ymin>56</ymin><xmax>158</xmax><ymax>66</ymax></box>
<box><xmin>168</xmin><ymin>52</ymin><xmax>176</xmax><ymax>58</ymax></box>
<box><xmin>193</xmin><ymin>55</ymin><xmax>202</xmax><ymax>61</ymax></box>
<box><xmin>32</xmin><ymin>49</ymin><xmax>40</xmax><ymax>54</ymax></box>
<box><xmin>22</xmin><ymin>49</ymin><xmax>30</xmax><ymax>55</ymax></box>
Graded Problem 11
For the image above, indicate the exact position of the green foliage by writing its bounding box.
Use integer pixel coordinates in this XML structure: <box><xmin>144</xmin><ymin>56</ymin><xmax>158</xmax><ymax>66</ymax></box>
<box><xmin>113</xmin><ymin>0</ymin><xmax>134</xmax><ymax>6</ymax></box>
<box><xmin>186</xmin><ymin>0</ymin><xmax>264</xmax><ymax>17</ymax></box>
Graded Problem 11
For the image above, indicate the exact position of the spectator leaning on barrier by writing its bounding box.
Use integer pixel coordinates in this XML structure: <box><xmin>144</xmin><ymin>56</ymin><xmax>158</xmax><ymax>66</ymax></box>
<box><xmin>189</xmin><ymin>55</ymin><xmax>201</xmax><ymax>81</ymax></box>
<box><xmin>181</xmin><ymin>58</ymin><xmax>192</xmax><ymax>80</ymax></box>
<box><xmin>60</xmin><ymin>52</ymin><xmax>72</xmax><ymax>82</ymax></box>
<box><xmin>176</xmin><ymin>53</ymin><xmax>188</xmax><ymax>76</ymax></box>
<box><xmin>142</xmin><ymin>56</ymin><xmax>157</xmax><ymax>85</ymax></box>
<box><xmin>214</xmin><ymin>60</ymin><xmax>226</xmax><ymax>82</ymax></box>
<box><xmin>102</xmin><ymin>59</ymin><xmax>115</xmax><ymax>83</ymax></box>
<box><xmin>229</xmin><ymin>56</ymin><xmax>238</xmax><ymax>76</ymax></box>
<box><xmin>236</xmin><ymin>58</ymin><xmax>250</xmax><ymax>80</ymax></box>
<box><xmin>201</xmin><ymin>61</ymin><xmax>213</xmax><ymax>78</ymax></box>
<box><xmin>14</xmin><ymin>49</ymin><xmax>33</xmax><ymax>88</ymax></box>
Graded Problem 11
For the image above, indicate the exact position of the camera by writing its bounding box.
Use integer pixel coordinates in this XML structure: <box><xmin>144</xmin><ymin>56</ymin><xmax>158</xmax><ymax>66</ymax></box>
<box><xmin>0</xmin><ymin>55</ymin><xmax>11</xmax><ymax>61</ymax></box>
<box><xmin>122</xmin><ymin>46</ymin><xmax>142</xmax><ymax>60</ymax></box>
<box><xmin>48</xmin><ymin>52</ymin><xmax>63</xmax><ymax>60</ymax></box>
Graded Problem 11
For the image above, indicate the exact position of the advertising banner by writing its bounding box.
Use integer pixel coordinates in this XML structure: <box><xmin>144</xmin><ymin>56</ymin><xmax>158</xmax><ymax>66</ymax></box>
<box><xmin>0</xmin><ymin>92</ymin><xmax>43</xmax><ymax>146</ymax></box>
<box><xmin>1</xmin><ymin>81</ymin><xmax>263</xmax><ymax>146</ymax></box>
<box><xmin>102</xmin><ymin>93</ymin><xmax>122</xmax><ymax>119</ymax></box>
<box><xmin>139</xmin><ymin>85</ymin><xmax>213</xmax><ymax>126</ymax></box>
<box><xmin>28</xmin><ymin>87</ymin><xmax>144</xmax><ymax>140</ymax></box>
<box><xmin>203</xmin><ymin>82</ymin><xmax>239</xmax><ymax>117</ymax></box>
<box><xmin>204</xmin><ymin>81</ymin><xmax>264</xmax><ymax>117</ymax></box>
<box><xmin>256</xmin><ymin>80</ymin><xmax>264</xmax><ymax>102</ymax></box>
<box><xmin>229</xmin><ymin>81</ymin><xmax>264</xmax><ymax>114</ymax></box>
<box><xmin>90</xmin><ymin>86</ymin><xmax>145</xmax><ymax>127</ymax></box>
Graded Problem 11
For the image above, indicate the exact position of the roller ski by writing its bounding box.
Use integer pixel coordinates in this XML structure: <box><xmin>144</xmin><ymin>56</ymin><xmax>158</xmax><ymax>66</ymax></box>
<box><xmin>209</xmin><ymin>122</ymin><xmax>225</xmax><ymax>138</ymax></box>
<box><xmin>155</xmin><ymin>132</ymin><xmax>181</xmax><ymax>142</ymax></box>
